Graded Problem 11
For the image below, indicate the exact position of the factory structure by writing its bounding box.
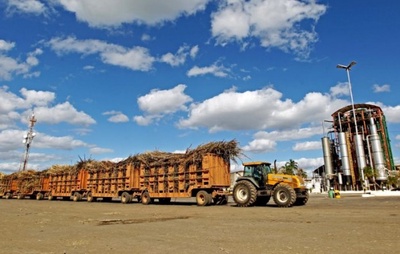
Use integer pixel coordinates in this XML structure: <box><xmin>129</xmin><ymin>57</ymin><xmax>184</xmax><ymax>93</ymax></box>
<box><xmin>319</xmin><ymin>103</ymin><xmax>395</xmax><ymax>191</ymax></box>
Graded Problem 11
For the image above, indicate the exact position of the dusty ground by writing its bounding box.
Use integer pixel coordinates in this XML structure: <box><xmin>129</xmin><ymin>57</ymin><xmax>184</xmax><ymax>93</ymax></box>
<box><xmin>1</xmin><ymin>194</ymin><xmax>399</xmax><ymax>254</ymax></box>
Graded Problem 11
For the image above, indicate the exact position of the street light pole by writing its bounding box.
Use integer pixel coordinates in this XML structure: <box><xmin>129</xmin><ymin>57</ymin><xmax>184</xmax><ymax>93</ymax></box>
<box><xmin>336</xmin><ymin>61</ymin><xmax>366</xmax><ymax>184</ymax></box>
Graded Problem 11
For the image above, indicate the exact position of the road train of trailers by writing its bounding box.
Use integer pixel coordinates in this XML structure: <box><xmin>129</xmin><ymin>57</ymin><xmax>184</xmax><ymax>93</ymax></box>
<box><xmin>0</xmin><ymin>153</ymin><xmax>230</xmax><ymax>206</ymax></box>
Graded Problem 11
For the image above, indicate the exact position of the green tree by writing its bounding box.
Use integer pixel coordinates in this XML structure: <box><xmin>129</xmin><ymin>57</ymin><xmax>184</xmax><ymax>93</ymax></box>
<box><xmin>282</xmin><ymin>159</ymin><xmax>298</xmax><ymax>175</ymax></box>
<box><xmin>363</xmin><ymin>166</ymin><xmax>376</xmax><ymax>182</ymax></box>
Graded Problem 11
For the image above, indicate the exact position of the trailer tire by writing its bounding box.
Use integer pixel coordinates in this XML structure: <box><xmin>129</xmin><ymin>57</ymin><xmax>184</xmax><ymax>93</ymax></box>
<box><xmin>48</xmin><ymin>194</ymin><xmax>54</xmax><ymax>201</ymax></box>
<box><xmin>273</xmin><ymin>183</ymin><xmax>296</xmax><ymax>208</ymax></box>
<box><xmin>121</xmin><ymin>192</ymin><xmax>132</xmax><ymax>204</ymax></box>
<box><xmin>233</xmin><ymin>181</ymin><xmax>257</xmax><ymax>207</ymax></box>
<box><xmin>196</xmin><ymin>190</ymin><xmax>211</xmax><ymax>206</ymax></box>
<box><xmin>73</xmin><ymin>192</ymin><xmax>82</xmax><ymax>202</ymax></box>
<box><xmin>5</xmin><ymin>193</ymin><xmax>12</xmax><ymax>199</ymax></box>
<box><xmin>17</xmin><ymin>193</ymin><xmax>25</xmax><ymax>200</ymax></box>
<box><xmin>87</xmin><ymin>192</ymin><xmax>95</xmax><ymax>202</ymax></box>
<box><xmin>36</xmin><ymin>193</ymin><xmax>44</xmax><ymax>200</ymax></box>
<box><xmin>141</xmin><ymin>192</ymin><xmax>151</xmax><ymax>205</ymax></box>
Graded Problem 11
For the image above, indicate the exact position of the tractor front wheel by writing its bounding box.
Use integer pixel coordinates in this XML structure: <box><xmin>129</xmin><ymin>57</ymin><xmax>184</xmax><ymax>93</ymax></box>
<box><xmin>273</xmin><ymin>183</ymin><xmax>296</xmax><ymax>207</ymax></box>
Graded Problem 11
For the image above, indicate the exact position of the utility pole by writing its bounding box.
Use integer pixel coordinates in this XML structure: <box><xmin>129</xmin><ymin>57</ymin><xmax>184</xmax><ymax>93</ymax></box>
<box><xmin>20</xmin><ymin>112</ymin><xmax>37</xmax><ymax>171</ymax></box>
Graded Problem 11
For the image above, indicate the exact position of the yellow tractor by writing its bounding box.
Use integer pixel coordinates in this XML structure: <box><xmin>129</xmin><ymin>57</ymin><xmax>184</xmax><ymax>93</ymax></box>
<box><xmin>233</xmin><ymin>161</ymin><xmax>309</xmax><ymax>207</ymax></box>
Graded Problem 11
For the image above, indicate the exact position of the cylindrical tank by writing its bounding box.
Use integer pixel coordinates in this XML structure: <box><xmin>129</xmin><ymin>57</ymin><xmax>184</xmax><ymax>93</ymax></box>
<box><xmin>354</xmin><ymin>134</ymin><xmax>367</xmax><ymax>180</ymax></box>
<box><xmin>369</xmin><ymin>118</ymin><xmax>387</xmax><ymax>181</ymax></box>
<box><xmin>321</xmin><ymin>137</ymin><xmax>334</xmax><ymax>179</ymax></box>
<box><xmin>338</xmin><ymin>132</ymin><xmax>351</xmax><ymax>177</ymax></box>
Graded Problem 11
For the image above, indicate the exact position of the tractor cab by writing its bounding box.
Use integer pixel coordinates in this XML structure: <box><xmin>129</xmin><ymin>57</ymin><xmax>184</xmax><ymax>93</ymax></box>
<box><xmin>242</xmin><ymin>161</ymin><xmax>272</xmax><ymax>187</ymax></box>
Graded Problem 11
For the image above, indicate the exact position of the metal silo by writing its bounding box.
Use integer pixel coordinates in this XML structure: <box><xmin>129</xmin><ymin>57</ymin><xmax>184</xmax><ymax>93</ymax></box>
<box><xmin>321</xmin><ymin>136</ymin><xmax>334</xmax><ymax>179</ymax></box>
<box><xmin>369</xmin><ymin>117</ymin><xmax>387</xmax><ymax>181</ymax></box>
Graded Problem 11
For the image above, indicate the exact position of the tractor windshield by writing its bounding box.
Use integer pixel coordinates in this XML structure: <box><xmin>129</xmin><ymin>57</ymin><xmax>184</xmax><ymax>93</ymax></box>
<box><xmin>243</xmin><ymin>163</ymin><xmax>272</xmax><ymax>178</ymax></box>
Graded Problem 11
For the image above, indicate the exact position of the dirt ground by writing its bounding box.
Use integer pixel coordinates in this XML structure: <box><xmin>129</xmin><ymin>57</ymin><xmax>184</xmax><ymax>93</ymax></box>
<box><xmin>0</xmin><ymin>193</ymin><xmax>399</xmax><ymax>254</ymax></box>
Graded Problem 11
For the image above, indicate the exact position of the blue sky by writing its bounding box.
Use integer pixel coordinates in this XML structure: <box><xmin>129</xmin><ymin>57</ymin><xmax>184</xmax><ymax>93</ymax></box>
<box><xmin>1</xmin><ymin>0</ymin><xmax>399</xmax><ymax>175</ymax></box>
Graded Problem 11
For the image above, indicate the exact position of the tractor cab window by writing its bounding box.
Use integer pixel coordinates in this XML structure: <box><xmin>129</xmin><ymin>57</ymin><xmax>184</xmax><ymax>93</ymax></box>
<box><xmin>243</xmin><ymin>164</ymin><xmax>272</xmax><ymax>178</ymax></box>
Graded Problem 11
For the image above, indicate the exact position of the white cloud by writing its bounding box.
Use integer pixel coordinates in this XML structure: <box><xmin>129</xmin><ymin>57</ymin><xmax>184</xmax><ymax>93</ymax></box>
<box><xmin>211</xmin><ymin>0</ymin><xmax>327</xmax><ymax>59</ymax></box>
<box><xmin>5</xmin><ymin>0</ymin><xmax>47</xmax><ymax>16</ymax></box>
<box><xmin>330</xmin><ymin>82</ymin><xmax>349</xmax><ymax>97</ymax></box>
<box><xmin>187</xmin><ymin>63</ymin><xmax>230</xmax><ymax>77</ymax></box>
<box><xmin>254</xmin><ymin>127</ymin><xmax>322</xmax><ymax>142</ymax></box>
<box><xmin>103</xmin><ymin>111</ymin><xmax>129</xmax><ymax>123</ymax></box>
<box><xmin>242</xmin><ymin>139</ymin><xmax>277</xmax><ymax>153</ymax></box>
<box><xmin>89</xmin><ymin>147</ymin><xmax>113</xmax><ymax>154</ymax></box>
<box><xmin>0</xmin><ymin>40</ymin><xmax>15</xmax><ymax>51</ymax></box>
<box><xmin>292</xmin><ymin>141</ymin><xmax>321</xmax><ymax>151</ymax></box>
<box><xmin>55</xmin><ymin>0</ymin><xmax>209</xmax><ymax>27</ymax></box>
<box><xmin>0</xmin><ymin>44</ymin><xmax>42</xmax><ymax>80</ymax></box>
<box><xmin>190</xmin><ymin>45</ymin><xmax>199</xmax><ymax>59</ymax></box>
<box><xmin>34</xmin><ymin>102</ymin><xmax>96</xmax><ymax>126</ymax></box>
<box><xmin>160</xmin><ymin>45</ymin><xmax>190</xmax><ymax>67</ymax></box>
<box><xmin>47</xmin><ymin>36</ymin><xmax>155</xmax><ymax>71</ymax></box>
<box><xmin>372</xmin><ymin>84</ymin><xmax>390</xmax><ymax>93</ymax></box>
<box><xmin>134</xmin><ymin>84</ymin><xmax>192</xmax><ymax>125</ymax></box>
<box><xmin>178</xmin><ymin>86</ymin><xmax>347</xmax><ymax>132</ymax></box>
<box><xmin>20</xmin><ymin>88</ymin><xmax>55</xmax><ymax>106</ymax></box>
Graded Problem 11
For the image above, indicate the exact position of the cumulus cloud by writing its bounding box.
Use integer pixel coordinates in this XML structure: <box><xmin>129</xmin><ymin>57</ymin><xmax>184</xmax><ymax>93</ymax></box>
<box><xmin>292</xmin><ymin>141</ymin><xmax>321</xmax><ymax>151</ymax></box>
<box><xmin>103</xmin><ymin>111</ymin><xmax>129</xmax><ymax>123</ymax></box>
<box><xmin>134</xmin><ymin>84</ymin><xmax>192</xmax><ymax>125</ymax></box>
<box><xmin>242</xmin><ymin>139</ymin><xmax>277</xmax><ymax>153</ymax></box>
<box><xmin>0</xmin><ymin>41</ymin><xmax>42</xmax><ymax>80</ymax></box>
<box><xmin>160</xmin><ymin>45</ymin><xmax>191</xmax><ymax>67</ymax></box>
<box><xmin>372</xmin><ymin>84</ymin><xmax>390</xmax><ymax>93</ymax></box>
<box><xmin>5</xmin><ymin>0</ymin><xmax>47</xmax><ymax>16</ymax></box>
<box><xmin>330</xmin><ymin>82</ymin><xmax>350</xmax><ymax>97</ymax></box>
<box><xmin>47</xmin><ymin>36</ymin><xmax>155</xmax><ymax>71</ymax></box>
<box><xmin>178</xmin><ymin>86</ymin><xmax>346</xmax><ymax>132</ymax></box>
<box><xmin>211</xmin><ymin>0</ymin><xmax>327</xmax><ymax>59</ymax></box>
<box><xmin>54</xmin><ymin>0</ymin><xmax>210</xmax><ymax>27</ymax></box>
<box><xmin>34</xmin><ymin>102</ymin><xmax>96</xmax><ymax>126</ymax></box>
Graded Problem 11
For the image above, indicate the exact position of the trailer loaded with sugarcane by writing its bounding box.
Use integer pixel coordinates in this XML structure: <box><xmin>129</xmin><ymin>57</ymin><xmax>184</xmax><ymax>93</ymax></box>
<box><xmin>0</xmin><ymin>140</ymin><xmax>308</xmax><ymax>207</ymax></box>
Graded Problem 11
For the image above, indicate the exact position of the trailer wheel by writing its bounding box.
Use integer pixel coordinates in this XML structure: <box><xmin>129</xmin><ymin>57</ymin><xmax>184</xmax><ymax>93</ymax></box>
<box><xmin>17</xmin><ymin>193</ymin><xmax>25</xmax><ymax>200</ymax></box>
<box><xmin>233</xmin><ymin>181</ymin><xmax>257</xmax><ymax>207</ymax></box>
<box><xmin>141</xmin><ymin>192</ymin><xmax>151</xmax><ymax>205</ymax></box>
<box><xmin>196</xmin><ymin>190</ymin><xmax>211</xmax><ymax>206</ymax></box>
<box><xmin>48</xmin><ymin>194</ymin><xmax>54</xmax><ymax>201</ymax></box>
<box><xmin>73</xmin><ymin>192</ymin><xmax>82</xmax><ymax>202</ymax></box>
<box><xmin>5</xmin><ymin>193</ymin><xmax>12</xmax><ymax>199</ymax></box>
<box><xmin>36</xmin><ymin>193</ymin><xmax>44</xmax><ymax>200</ymax></box>
<box><xmin>87</xmin><ymin>192</ymin><xmax>96</xmax><ymax>202</ymax></box>
<box><xmin>273</xmin><ymin>183</ymin><xmax>296</xmax><ymax>208</ymax></box>
<box><xmin>121</xmin><ymin>192</ymin><xmax>132</xmax><ymax>204</ymax></box>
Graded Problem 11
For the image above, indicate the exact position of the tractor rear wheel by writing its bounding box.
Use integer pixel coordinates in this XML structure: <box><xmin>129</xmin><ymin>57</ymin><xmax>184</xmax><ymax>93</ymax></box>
<box><xmin>233</xmin><ymin>181</ymin><xmax>257</xmax><ymax>207</ymax></box>
<box><xmin>273</xmin><ymin>183</ymin><xmax>296</xmax><ymax>207</ymax></box>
